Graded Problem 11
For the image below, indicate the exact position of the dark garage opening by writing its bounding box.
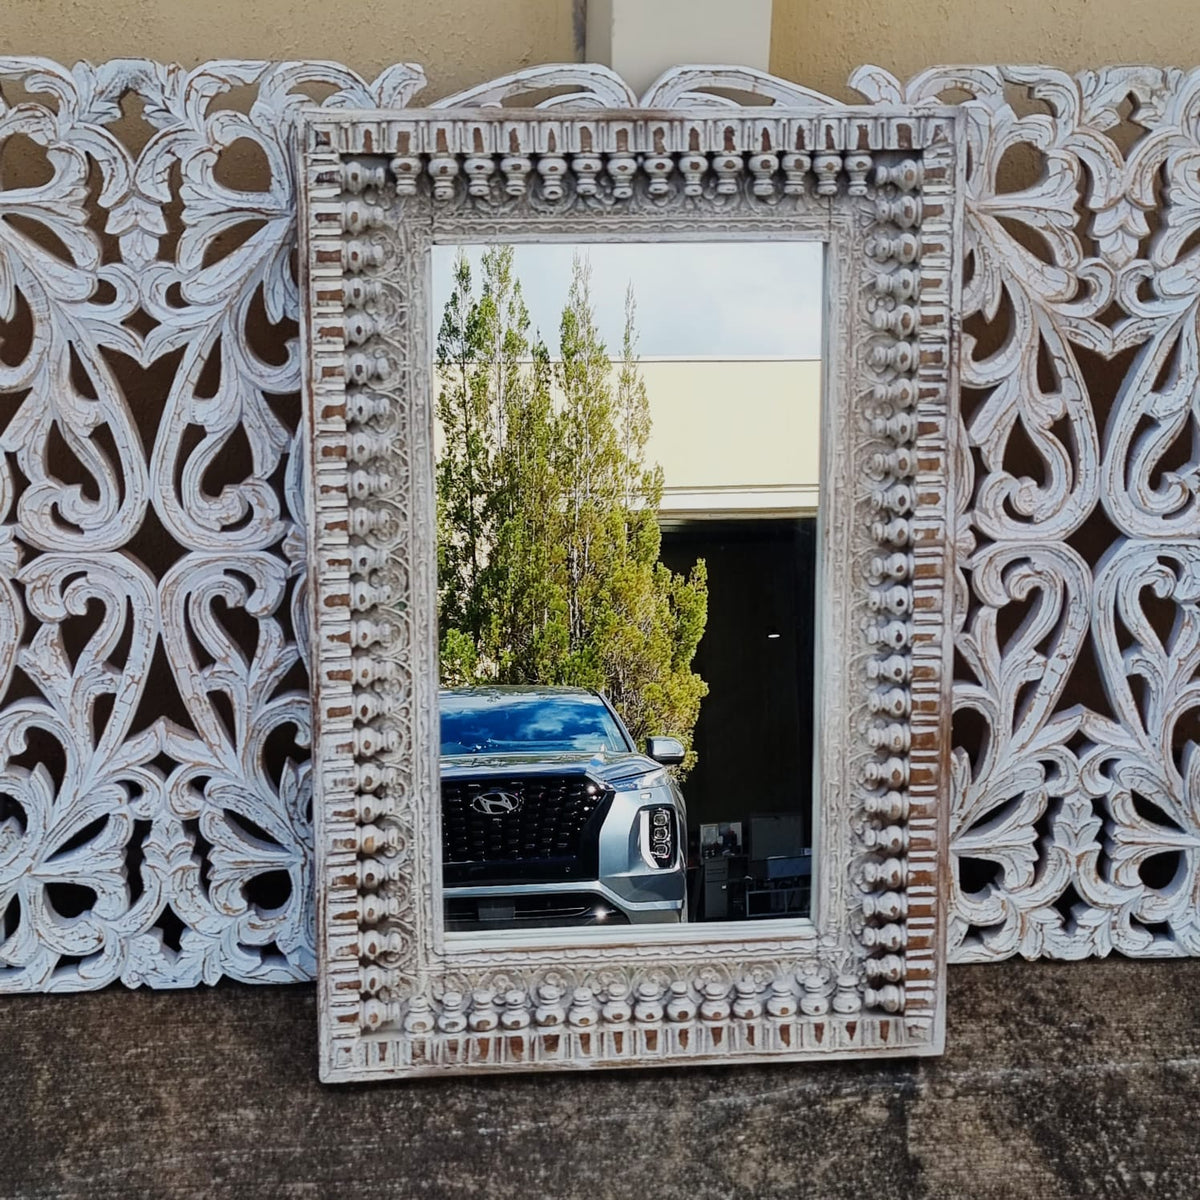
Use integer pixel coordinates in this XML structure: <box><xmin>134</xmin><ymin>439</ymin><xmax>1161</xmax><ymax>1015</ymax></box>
<box><xmin>659</xmin><ymin>517</ymin><xmax>817</xmax><ymax>919</ymax></box>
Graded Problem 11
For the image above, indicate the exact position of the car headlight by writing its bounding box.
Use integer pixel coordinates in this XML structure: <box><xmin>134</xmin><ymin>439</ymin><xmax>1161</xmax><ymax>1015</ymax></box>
<box><xmin>610</xmin><ymin>768</ymin><xmax>667</xmax><ymax>792</ymax></box>
<box><xmin>639</xmin><ymin>804</ymin><xmax>677</xmax><ymax>869</ymax></box>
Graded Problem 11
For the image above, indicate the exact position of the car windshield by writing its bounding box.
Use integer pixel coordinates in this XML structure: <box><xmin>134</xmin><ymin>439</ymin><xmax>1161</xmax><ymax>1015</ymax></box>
<box><xmin>440</xmin><ymin>691</ymin><xmax>630</xmax><ymax>755</ymax></box>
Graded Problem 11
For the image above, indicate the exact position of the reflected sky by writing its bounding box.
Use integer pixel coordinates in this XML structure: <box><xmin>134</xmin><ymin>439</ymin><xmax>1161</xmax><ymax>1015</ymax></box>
<box><xmin>432</xmin><ymin>241</ymin><xmax>823</xmax><ymax>360</ymax></box>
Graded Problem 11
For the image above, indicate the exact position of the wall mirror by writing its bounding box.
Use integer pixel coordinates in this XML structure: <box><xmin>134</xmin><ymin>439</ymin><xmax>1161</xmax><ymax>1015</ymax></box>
<box><xmin>429</xmin><ymin>237</ymin><xmax>822</xmax><ymax>937</ymax></box>
<box><xmin>300</xmin><ymin>93</ymin><xmax>963</xmax><ymax>1081</ymax></box>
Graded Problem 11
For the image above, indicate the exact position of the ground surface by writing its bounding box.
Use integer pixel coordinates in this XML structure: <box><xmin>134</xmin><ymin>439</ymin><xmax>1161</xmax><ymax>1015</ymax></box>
<box><xmin>3</xmin><ymin>957</ymin><xmax>1199</xmax><ymax>1199</ymax></box>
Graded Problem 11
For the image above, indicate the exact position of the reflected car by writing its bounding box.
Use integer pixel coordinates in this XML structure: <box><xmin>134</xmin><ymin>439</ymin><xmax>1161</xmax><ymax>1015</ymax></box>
<box><xmin>439</xmin><ymin>686</ymin><xmax>688</xmax><ymax>931</ymax></box>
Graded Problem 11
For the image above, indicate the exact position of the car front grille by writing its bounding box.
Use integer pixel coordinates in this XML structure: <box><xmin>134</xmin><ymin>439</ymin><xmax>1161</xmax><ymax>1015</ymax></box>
<box><xmin>441</xmin><ymin>773</ymin><xmax>613</xmax><ymax>884</ymax></box>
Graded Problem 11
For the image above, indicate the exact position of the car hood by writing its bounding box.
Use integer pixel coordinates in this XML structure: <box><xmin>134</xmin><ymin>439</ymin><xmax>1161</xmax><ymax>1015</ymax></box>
<box><xmin>440</xmin><ymin>749</ymin><xmax>663</xmax><ymax>785</ymax></box>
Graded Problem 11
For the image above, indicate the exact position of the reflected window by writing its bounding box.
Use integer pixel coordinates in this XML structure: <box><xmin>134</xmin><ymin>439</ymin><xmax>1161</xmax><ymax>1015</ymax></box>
<box><xmin>441</xmin><ymin>688</ymin><xmax>630</xmax><ymax>756</ymax></box>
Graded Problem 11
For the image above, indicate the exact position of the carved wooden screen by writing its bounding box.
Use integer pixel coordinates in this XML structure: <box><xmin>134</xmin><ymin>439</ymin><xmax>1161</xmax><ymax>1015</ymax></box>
<box><xmin>851</xmin><ymin>66</ymin><xmax>1200</xmax><ymax>962</ymax></box>
<box><xmin>0</xmin><ymin>58</ymin><xmax>1196</xmax><ymax>992</ymax></box>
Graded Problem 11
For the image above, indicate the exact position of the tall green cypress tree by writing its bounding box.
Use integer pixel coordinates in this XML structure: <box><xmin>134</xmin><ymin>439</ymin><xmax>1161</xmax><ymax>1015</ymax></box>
<box><xmin>487</xmin><ymin>321</ymin><xmax>571</xmax><ymax>683</ymax></box>
<box><xmin>435</xmin><ymin>247</ymin><xmax>708</xmax><ymax>768</ymax></box>
<box><xmin>434</xmin><ymin>249</ymin><xmax>490</xmax><ymax>683</ymax></box>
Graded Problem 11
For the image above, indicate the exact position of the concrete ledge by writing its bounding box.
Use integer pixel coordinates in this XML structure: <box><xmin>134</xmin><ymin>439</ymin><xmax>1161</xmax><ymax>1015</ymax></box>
<box><xmin>2</xmin><ymin>958</ymin><xmax>1199</xmax><ymax>1198</ymax></box>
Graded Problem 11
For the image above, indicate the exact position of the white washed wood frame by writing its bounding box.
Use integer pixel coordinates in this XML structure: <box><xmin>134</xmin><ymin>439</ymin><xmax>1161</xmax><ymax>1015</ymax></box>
<box><xmin>0</xmin><ymin>60</ymin><xmax>1198</xmax><ymax>996</ymax></box>
<box><xmin>300</xmin><ymin>95</ymin><xmax>960</xmax><ymax>1078</ymax></box>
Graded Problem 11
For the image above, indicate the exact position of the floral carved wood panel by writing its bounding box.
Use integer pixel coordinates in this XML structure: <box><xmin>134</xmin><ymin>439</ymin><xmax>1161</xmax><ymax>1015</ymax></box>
<box><xmin>0</xmin><ymin>58</ymin><xmax>1197</xmax><ymax>991</ymax></box>
<box><xmin>0</xmin><ymin>58</ymin><xmax>426</xmax><ymax>991</ymax></box>
<box><xmin>850</xmin><ymin>65</ymin><xmax>1200</xmax><ymax>960</ymax></box>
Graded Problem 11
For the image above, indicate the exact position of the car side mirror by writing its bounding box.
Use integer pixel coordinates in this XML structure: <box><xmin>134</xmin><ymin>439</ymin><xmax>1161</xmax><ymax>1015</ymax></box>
<box><xmin>646</xmin><ymin>736</ymin><xmax>685</xmax><ymax>766</ymax></box>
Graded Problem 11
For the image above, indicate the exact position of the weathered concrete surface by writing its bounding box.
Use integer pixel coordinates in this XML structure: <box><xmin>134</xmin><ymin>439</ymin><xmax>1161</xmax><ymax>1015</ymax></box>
<box><xmin>2</xmin><ymin>958</ymin><xmax>1199</xmax><ymax>1199</ymax></box>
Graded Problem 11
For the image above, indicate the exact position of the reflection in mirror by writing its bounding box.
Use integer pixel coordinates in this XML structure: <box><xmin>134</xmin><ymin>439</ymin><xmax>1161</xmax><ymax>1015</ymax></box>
<box><xmin>432</xmin><ymin>240</ymin><xmax>823</xmax><ymax>934</ymax></box>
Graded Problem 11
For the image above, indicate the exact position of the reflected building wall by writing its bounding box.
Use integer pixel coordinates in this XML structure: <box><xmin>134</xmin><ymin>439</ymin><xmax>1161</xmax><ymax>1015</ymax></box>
<box><xmin>645</xmin><ymin>357</ymin><xmax>820</xmax><ymax>860</ymax></box>
<box><xmin>641</xmin><ymin>358</ymin><xmax>821</xmax><ymax>516</ymax></box>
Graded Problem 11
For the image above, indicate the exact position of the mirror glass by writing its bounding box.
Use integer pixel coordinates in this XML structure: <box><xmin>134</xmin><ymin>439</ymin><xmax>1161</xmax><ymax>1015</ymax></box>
<box><xmin>431</xmin><ymin>240</ymin><xmax>824</xmax><ymax>934</ymax></box>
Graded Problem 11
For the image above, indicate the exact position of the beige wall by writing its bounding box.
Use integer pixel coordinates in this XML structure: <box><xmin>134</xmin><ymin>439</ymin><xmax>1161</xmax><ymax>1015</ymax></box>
<box><xmin>770</xmin><ymin>0</ymin><xmax>1200</xmax><ymax>101</ymax></box>
<box><xmin>588</xmin><ymin>0</ymin><xmax>773</xmax><ymax>93</ymax></box>
<box><xmin>3</xmin><ymin>0</ymin><xmax>1198</xmax><ymax>101</ymax></box>
<box><xmin>641</xmin><ymin>360</ymin><xmax>821</xmax><ymax>515</ymax></box>
<box><xmin>0</xmin><ymin>0</ymin><xmax>577</xmax><ymax>99</ymax></box>
<box><xmin>435</xmin><ymin>358</ymin><xmax>822</xmax><ymax>514</ymax></box>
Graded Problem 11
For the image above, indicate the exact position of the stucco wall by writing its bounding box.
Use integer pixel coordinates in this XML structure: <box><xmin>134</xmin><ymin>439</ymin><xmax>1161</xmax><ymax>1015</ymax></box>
<box><xmin>4</xmin><ymin>0</ymin><xmax>1199</xmax><ymax>99</ymax></box>
<box><xmin>771</xmin><ymin>0</ymin><xmax>1200</xmax><ymax>99</ymax></box>
<box><xmin>4</xmin><ymin>959</ymin><xmax>1200</xmax><ymax>1199</ymax></box>
<box><xmin>0</xmin><ymin>0</ymin><xmax>577</xmax><ymax>99</ymax></box>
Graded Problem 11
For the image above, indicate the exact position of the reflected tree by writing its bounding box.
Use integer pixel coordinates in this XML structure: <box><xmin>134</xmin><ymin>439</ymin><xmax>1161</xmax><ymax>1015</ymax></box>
<box><xmin>435</xmin><ymin>247</ymin><xmax>708</xmax><ymax>766</ymax></box>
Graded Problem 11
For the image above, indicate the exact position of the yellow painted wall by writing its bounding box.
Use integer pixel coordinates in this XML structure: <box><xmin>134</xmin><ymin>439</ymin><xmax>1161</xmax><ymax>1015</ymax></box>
<box><xmin>0</xmin><ymin>0</ymin><xmax>577</xmax><ymax>99</ymax></box>
<box><xmin>770</xmin><ymin>0</ymin><xmax>1200</xmax><ymax>101</ymax></box>
<box><xmin>640</xmin><ymin>360</ymin><xmax>821</xmax><ymax>515</ymax></box>
<box><xmin>2</xmin><ymin>0</ymin><xmax>1196</xmax><ymax>101</ymax></box>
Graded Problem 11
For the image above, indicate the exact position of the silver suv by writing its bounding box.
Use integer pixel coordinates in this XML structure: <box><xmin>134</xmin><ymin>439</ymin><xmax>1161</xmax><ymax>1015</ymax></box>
<box><xmin>439</xmin><ymin>686</ymin><xmax>688</xmax><ymax>930</ymax></box>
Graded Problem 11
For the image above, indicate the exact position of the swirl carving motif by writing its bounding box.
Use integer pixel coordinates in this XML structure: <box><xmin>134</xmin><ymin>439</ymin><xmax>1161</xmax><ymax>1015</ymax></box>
<box><xmin>0</xmin><ymin>58</ymin><xmax>423</xmax><ymax>991</ymax></box>
<box><xmin>3</xmin><ymin>58</ymin><xmax>1200</xmax><ymax>991</ymax></box>
<box><xmin>853</xmin><ymin>65</ymin><xmax>1200</xmax><ymax>960</ymax></box>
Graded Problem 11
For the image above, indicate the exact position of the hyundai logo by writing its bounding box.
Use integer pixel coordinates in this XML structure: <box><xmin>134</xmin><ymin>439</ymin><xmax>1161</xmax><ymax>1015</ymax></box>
<box><xmin>470</xmin><ymin>790</ymin><xmax>523</xmax><ymax>817</ymax></box>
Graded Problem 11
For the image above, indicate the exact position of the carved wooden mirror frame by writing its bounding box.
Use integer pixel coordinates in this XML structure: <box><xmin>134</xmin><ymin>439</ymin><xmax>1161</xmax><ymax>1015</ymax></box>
<box><xmin>298</xmin><ymin>88</ymin><xmax>964</xmax><ymax>1081</ymax></box>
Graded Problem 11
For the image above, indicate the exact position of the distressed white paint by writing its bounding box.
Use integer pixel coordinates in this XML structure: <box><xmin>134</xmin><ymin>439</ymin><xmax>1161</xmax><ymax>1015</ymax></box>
<box><xmin>300</xmin><ymin>74</ymin><xmax>959</xmax><ymax>1079</ymax></box>
<box><xmin>0</xmin><ymin>57</ymin><xmax>425</xmax><ymax>992</ymax></box>
<box><xmin>0</xmin><ymin>59</ymin><xmax>1197</xmax><ymax>1000</ymax></box>
<box><xmin>852</xmin><ymin>64</ymin><xmax>1200</xmax><ymax>962</ymax></box>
